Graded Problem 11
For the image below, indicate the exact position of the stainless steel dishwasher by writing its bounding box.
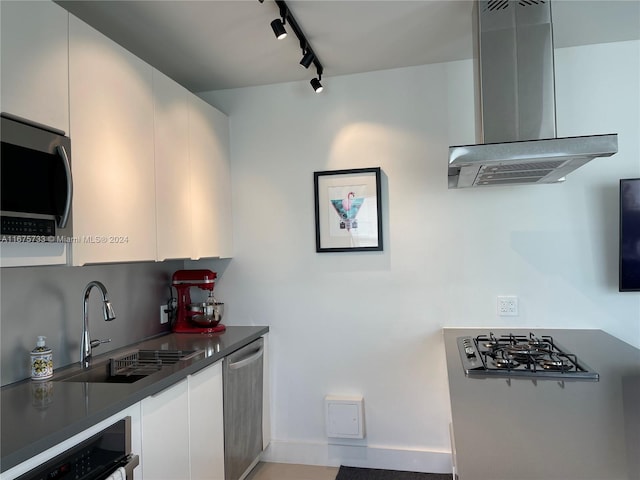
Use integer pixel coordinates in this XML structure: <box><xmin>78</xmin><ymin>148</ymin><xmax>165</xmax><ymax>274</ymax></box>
<box><xmin>223</xmin><ymin>337</ymin><xmax>264</xmax><ymax>480</ymax></box>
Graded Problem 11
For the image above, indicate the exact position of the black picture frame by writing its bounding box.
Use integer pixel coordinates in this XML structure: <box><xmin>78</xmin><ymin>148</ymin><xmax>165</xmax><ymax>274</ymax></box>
<box><xmin>314</xmin><ymin>167</ymin><xmax>383</xmax><ymax>252</ymax></box>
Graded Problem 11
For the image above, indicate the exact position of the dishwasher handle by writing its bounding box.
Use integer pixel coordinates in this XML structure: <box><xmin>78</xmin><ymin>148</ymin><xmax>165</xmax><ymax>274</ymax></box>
<box><xmin>228</xmin><ymin>344</ymin><xmax>264</xmax><ymax>370</ymax></box>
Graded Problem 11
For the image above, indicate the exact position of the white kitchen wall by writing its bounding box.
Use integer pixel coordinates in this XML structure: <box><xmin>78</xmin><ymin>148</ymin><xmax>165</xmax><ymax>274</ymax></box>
<box><xmin>197</xmin><ymin>39</ymin><xmax>640</xmax><ymax>472</ymax></box>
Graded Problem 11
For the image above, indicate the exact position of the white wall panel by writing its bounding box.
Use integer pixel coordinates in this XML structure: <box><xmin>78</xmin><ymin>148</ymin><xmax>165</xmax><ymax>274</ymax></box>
<box><xmin>198</xmin><ymin>40</ymin><xmax>640</xmax><ymax>472</ymax></box>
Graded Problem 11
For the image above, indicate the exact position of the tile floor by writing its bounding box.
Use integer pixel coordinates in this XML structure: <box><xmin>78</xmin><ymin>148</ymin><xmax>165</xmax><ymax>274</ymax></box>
<box><xmin>245</xmin><ymin>462</ymin><xmax>339</xmax><ymax>480</ymax></box>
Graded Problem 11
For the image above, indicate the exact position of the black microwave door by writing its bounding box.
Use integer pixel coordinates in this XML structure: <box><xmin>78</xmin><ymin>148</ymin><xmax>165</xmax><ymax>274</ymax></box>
<box><xmin>1</xmin><ymin>141</ymin><xmax>69</xmax><ymax>218</ymax></box>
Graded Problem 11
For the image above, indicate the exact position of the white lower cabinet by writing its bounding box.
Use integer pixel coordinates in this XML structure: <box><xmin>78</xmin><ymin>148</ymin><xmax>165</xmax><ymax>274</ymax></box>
<box><xmin>141</xmin><ymin>378</ymin><xmax>190</xmax><ymax>479</ymax></box>
<box><xmin>189</xmin><ymin>361</ymin><xmax>225</xmax><ymax>480</ymax></box>
<box><xmin>141</xmin><ymin>361</ymin><xmax>224</xmax><ymax>480</ymax></box>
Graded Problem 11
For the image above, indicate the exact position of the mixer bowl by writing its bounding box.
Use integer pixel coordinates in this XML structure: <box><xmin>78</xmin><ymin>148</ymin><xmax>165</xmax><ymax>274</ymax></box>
<box><xmin>187</xmin><ymin>302</ymin><xmax>224</xmax><ymax>327</ymax></box>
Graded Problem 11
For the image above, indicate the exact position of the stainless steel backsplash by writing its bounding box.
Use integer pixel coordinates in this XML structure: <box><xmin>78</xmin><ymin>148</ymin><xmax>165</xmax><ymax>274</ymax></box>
<box><xmin>0</xmin><ymin>261</ymin><xmax>184</xmax><ymax>385</ymax></box>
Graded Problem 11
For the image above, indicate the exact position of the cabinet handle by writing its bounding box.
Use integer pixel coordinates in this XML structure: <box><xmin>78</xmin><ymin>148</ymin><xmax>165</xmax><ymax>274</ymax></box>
<box><xmin>56</xmin><ymin>144</ymin><xmax>73</xmax><ymax>229</ymax></box>
<box><xmin>228</xmin><ymin>345</ymin><xmax>264</xmax><ymax>370</ymax></box>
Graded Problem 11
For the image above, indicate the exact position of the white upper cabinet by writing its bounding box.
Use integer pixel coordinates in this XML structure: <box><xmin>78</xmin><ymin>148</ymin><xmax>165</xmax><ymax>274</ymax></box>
<box><xmin>0</xmin><ymin>0</ymin><xmax>70</xmax><ymax>267</ymax></box>
<box><xmin>189</xmin><ymin>96</ymin><xmax>233</xmax><ymax>259</ymax></box>
<box><xmin>153</xmin><ymin>69</ymin><xmax>193</xmax><ymax>261</ymax></box>
<box><xmin>0</xmin><ymin>0</ymin><xmax>69</xmax><ymax>133</ymax></box>
<box><xmin>69</xmin><ymin>15</ymin><xmax>157</xmax><ymax>266</ymax></box>
<box><xmin>154</xmin><ymin>71</ymin><xmax>233</xmax><ymax>261</ymax></box>
<box><xmin>2</xmin><ymin>6</ymin><xmax>231</xmax><ymax>266</ymax></box>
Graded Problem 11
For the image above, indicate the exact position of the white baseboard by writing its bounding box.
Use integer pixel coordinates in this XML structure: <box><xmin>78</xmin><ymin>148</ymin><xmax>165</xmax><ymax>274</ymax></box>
<box><xmin>261</xmin><ymin>440</ymin><xmax>453</xmax><ymax>474</ymax></box>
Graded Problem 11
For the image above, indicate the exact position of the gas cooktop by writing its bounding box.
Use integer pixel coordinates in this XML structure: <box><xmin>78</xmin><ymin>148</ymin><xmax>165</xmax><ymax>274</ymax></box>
<box><xmin>457</xmin><ymin>332</ymin><xmax>599</xmax><ymax>380</ymax></box>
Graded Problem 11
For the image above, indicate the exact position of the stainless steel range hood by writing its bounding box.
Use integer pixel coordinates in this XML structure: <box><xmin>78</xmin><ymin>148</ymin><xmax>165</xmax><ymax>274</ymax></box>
<box><xmin>448</xmin><ymin>0</ymin><xmax>618</xmax><ymax>189</ymax></box>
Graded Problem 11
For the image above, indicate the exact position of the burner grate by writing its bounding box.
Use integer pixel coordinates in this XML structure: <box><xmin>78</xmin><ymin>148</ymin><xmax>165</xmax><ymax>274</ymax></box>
<box><xmin>457</xmin><ymin>332</ymin><xmax>599</xmax><ymax>380</ymax></box>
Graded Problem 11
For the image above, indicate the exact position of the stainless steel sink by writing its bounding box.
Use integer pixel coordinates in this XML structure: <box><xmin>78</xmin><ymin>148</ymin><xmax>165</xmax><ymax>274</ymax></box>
<box><xmin>56</xmin><ymin>349</ymin><xmax>203</xmax><ymax>383</ymax></box>
<box><xmin>57</xmin><ymin>363</ymin><xmax>146</xmax><ymax>384</ymax></box>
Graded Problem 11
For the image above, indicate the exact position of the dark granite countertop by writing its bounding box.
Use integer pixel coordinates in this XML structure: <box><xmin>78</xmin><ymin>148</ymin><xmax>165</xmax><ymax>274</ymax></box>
<box><xmin>443</xmin><ymin>328</ymin><xmax>640</xmax><ymax>480</ymax></box>
<box><xmin>0</xmin><ymin>325</ymin><xmax>269</xmax><ymax>472</ymax></box>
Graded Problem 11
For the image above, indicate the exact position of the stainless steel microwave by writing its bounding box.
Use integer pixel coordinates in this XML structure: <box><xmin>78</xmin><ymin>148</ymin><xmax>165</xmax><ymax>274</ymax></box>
<box><xmin>1</xmin><ymin>113</ymin><xmax>73</xmax><ymax>242</ymax></box>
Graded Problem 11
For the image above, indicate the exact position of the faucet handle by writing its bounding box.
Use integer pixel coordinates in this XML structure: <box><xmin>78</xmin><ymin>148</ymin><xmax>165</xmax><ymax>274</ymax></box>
<box><xmin>89</xmin><ymin>338</ymin><xmax>112</xmax><ymax>349</ymax></box>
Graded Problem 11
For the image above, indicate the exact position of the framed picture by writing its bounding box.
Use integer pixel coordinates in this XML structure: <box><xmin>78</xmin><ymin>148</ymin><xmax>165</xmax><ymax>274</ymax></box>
<box><xmin>314</xmin><ymin>167</ymin><xmax>383</xmax><ymax>252</ymax></box>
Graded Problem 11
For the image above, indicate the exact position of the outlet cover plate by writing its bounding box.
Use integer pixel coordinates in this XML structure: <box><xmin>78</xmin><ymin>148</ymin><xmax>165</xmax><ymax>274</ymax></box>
<box><xmin>497</xmin><ymin>296</ymin><xmax>519</xmax><ymax>316</ymax></box>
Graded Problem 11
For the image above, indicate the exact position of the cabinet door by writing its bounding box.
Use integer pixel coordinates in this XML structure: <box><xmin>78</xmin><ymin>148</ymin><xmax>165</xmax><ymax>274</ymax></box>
<box><xmin>153</xmin><ymin>69</ymin><xmax>192</xmax><ymax>261</ymax></box>
<box><xmin>189</xmin><ymin>361</ymin><xmax>225</xmax><ymax>480</ymax></box>
<box><xmin>69</xmin><ymin>15</ymin><xmax>156</xmax><ymax>265</ymax></box>
<box><xmin>141</xmin><ymin>379</ymin><xmax>190</xmax><ymax>480</ymax></box>
<box><xmin>189</xmin><ymin>96</ymin><xmax>233</xmax><ymax>259</ymax></box>
<box><xmin>0</xmin><ymin>0</ymin><xmax>69</xmax><ymax>132</ymax></box>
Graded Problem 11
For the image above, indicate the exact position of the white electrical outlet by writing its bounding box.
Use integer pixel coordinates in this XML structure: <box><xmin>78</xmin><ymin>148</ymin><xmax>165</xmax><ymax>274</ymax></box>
<box><xmin>497</xmin><ymin>296</ymin><xmax>519</xmax><ymax>316</ymax></box>
<box><xmin>160</xmin><ymin>304</ymin><xmax>169</xmax><ymax>324</ymax></box>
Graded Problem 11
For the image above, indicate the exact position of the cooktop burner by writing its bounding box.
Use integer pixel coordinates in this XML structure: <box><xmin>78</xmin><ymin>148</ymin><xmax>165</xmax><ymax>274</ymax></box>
<box><xmin>457</xmin><ymin>332</ymin><xmax>599</xmax><ymax>380</ymax></box>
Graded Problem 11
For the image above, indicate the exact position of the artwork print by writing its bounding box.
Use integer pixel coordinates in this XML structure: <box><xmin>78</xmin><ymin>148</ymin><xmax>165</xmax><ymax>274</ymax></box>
<box><xmin>329</xmin><ymin>186</ymin><xmax>365</xmax><ymax>234</ymax></box>
<box><xmin>314</xmin><ymin>167</ymin><xmax>383</xmax><ymax>252</ymax></box>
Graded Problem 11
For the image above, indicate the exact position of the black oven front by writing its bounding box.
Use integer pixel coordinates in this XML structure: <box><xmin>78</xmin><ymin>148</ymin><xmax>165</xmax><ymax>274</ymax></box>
<box><xmin>15</xmin><ymin>417</ymin><xmax>139</xmax><ymax>480</ymax></box>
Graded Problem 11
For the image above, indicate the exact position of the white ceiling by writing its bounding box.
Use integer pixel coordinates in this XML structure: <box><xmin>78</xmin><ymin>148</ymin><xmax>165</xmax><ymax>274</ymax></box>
<box><xmin>56</xmin><ymin>0</ymin><xmax>640</xmax><ymax>93</ymax></box>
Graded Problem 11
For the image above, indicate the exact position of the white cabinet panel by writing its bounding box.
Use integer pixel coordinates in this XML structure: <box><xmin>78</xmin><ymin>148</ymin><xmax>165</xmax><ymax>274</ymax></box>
<box><xmin>141</xmin><ymin>362</ymin><xmax>225</xmax><ymax>480</ymax></box>
<box><xmin>262</xmin><ymin>333</ymin><xmax>271</xmax><ymax>450</ymax></box>
<box><xmin>153</xmin><ymin>71</ymin><xmax>233</xmax><ymax>261</ymax></box>
<box><xmin>0</xmin><ymin>243</ymin><xmax>68</xmax><ymax>268</ymax></box>
<box><xmin>153</xmin><ymin>69</ymin><xmax>192</xmax><ymax>261</ymax></box>
<box><xmin>189</xmin><ymin>361</ymin><xmax>225</xmax><ymax>480</ymax></box>
<box><xmin>189</xmin><ymin>96</ymin><xmax>233</xmax><ymax>259</ymax></box>
<box><xmin>69</xmin><ymin>15</ymin><xmax>156</xmax><ymax>265</ymax></box>
<box><xmin>0</xmin><ymin>0</ymin><xmax>70</xmax><ymax>267</ymax></box>
<box><xmin>0</xmin><ymin>0</ymin><xmax>69</xmax><ymax>133</ymax></box>
<box><xmin>141</xmin><ymin>379</ymin><xmax>190</xmax><ymax>480</ymax></box>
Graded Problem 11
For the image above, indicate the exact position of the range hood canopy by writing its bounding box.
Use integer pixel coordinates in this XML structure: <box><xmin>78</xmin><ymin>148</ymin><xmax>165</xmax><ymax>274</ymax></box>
<box><xmin>448</xmin><ymin>0</ymin><xmax>618</xmax><ymax>189</ymax></box>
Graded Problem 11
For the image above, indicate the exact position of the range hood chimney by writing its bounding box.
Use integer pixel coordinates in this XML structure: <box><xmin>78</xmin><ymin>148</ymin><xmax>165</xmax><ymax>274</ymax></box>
<box><xmin>448</xmin><ymin>0</ymin><xmax>618</xmax><ymax>189</ymax></box>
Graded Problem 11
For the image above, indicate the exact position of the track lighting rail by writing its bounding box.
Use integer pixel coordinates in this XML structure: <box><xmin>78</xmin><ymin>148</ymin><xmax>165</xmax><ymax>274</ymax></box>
<box><xmin>262</xmin><ymin>0</ymin><xmax>324</xmax><ymax>92</ymax></box>
<box><xmin>274</xmin><ymin>0</ymin><xmax>323</xmax><ymax>74</ymax></box>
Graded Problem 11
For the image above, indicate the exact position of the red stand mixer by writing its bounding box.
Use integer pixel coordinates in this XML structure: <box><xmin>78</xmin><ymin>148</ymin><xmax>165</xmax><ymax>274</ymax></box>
<box><xmin>171</xmin><ymin>269</ymin><xmax>225</xmax><ymax>334</ymax></box>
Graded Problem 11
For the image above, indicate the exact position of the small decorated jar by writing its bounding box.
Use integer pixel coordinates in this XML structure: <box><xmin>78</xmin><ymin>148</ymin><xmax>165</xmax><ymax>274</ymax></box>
<box><xmin>31</xmin><ymin>336</ymin><xmax>53</xmax><ymax>380</ymax></box>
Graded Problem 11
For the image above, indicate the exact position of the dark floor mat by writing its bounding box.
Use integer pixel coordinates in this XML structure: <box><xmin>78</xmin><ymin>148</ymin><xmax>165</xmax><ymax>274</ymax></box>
<box><xmin>335</xmin><ymin>466</ymin><xmax>452</xmax><ymax>480</ymax></box>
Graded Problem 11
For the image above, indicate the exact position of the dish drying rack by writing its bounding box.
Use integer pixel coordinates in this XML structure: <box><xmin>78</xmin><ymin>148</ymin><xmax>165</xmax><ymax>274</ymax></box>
<box><xmin>109</xmin><ymin>350</ymin><xmax>196</xmax><ymax>378</ymax></box>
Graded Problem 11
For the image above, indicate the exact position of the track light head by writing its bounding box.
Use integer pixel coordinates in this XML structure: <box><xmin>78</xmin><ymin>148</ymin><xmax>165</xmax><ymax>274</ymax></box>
<box><xmin>271</xmin><ymin>18</ymin><xmax>287</xmax><ymax>39</ymax></box>
<box><xmin>310</xmin><ymin>77</ymin><xmax>323</xmax><ymax>93</ymax></box>
<box><xmin>300</xmin><ymin>49</ymin><xmax>315</xmax><ymax>69</ymax></box>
